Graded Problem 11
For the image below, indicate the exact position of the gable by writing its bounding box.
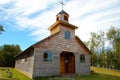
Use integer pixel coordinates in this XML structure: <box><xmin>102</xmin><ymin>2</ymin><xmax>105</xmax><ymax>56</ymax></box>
<box><xmin>75</xmin><ymin>36</ymin><xmax>92</xmax><ymax>55</ymax></box>
<box><xmin>33</xmin><ymin>31</ymin><xmax>92</xmax><ymax>55</ymax></box>
<box><xmin>16</xmin><ymin>30</ymin><xmax>92</xmax><ymax>58</ymax></box>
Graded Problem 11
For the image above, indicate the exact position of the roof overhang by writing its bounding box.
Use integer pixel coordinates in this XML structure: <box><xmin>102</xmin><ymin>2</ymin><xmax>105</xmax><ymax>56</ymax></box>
<box><xmin>48</xmin><ymin>21</ymin><xmax>78</xmax><ymax>31</ymax></box>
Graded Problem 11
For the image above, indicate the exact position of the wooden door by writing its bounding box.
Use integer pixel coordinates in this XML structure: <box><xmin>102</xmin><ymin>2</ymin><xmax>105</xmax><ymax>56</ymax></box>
<box><xmin>60</xmin><ymin>52</ymin><xmax>75</xmax><ymax>73</ymax></box>
<box><xmin>68</xmin><ymin>54</ymin><xmax>75</xmax><ymax>73</ymax></box>
<box><xmin>60</xmin><ymin>53</ymin><xmax>66</xmax><ymax>73</ymax></box>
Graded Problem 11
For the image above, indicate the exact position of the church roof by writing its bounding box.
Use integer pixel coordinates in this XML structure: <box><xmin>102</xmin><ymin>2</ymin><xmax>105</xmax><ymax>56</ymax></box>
<box><xmin>15</xmin><ymin>32</ymin><xmax>92</xmax><ymax>58</ymax></box>
<box><xmin>56</xmin><ymin>10</ymin><xmax>69</xmax><ymax>16</ymax></box>
<box><xmin>15</xmin><ymin>32</ymin><xmax>60</xmax><ymax>58</ymax></box>
<box><xmin>48</xmin><ymin>21</ymin><xmax>78</xmax><ymax>31</ymax></box>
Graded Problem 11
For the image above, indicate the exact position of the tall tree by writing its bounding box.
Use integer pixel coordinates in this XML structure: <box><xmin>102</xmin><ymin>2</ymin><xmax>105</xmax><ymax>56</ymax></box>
<box><xmin>98</xmin><ymin>52</ymin><xmax>106</xmax><ymax>67</ymax></box>
<box><xmin>106</xmin><ymin>49</ymin><xmax>114</xmax><ymax>69</ymax></box>
<box><xmin>86</xmin><ymin>27</ymin><xmax>120</xmax><ymax>69</ymax></box>
<box><xmin>87</xmin><ymin>31</ymin><xmax>105</xmax><ymax>66</ymax></box>
<box><xmin>0</xmin><ymin>44</ymin><xmax>22</xmax><ymax>67</ymax></box>
<box><xmin>106</xmin><ymin>27</ymin><xmax>120</xmax><ymax>69</ymax></box>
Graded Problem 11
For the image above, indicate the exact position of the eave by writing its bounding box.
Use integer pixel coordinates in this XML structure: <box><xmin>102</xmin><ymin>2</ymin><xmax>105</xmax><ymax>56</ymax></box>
<box><xmin>48</xmin><ymin>21</ymin><xmax>78</xmax><ymax>31</ymax></box>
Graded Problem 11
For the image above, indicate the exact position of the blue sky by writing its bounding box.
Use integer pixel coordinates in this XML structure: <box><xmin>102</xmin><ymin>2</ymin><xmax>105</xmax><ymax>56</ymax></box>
<box><xmin>0</xmin><ymin>0</ymin><xmax>120</xmax><ymax>50</ymax></box>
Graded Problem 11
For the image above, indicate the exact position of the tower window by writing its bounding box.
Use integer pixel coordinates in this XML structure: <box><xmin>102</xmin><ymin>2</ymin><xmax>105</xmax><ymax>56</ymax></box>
<box><xmin>64</xmin><ymin>15</ymin><xmax>68</xmax><ymax>21</ymax></box>
<box><xmin>56</xmin><ymin>17</ymin><xmax>59</xmax><ymax>21</ymax></box>
<box><xmin>80</xmin><ymin>55</ymin><xmax>85</xmax><ymax>63</ymax></box>
<box><xmin>65</xmin><ymin>30</ymin><xmax>71</xmax><ymax>39</ymax></box>
<box><xmin>43</xmin><ymin>51</ymin><xmax>52</xmax><ymax>62</ymax></box>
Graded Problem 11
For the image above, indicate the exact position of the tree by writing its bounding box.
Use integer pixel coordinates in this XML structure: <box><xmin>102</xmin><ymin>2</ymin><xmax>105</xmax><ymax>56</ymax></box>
<box><xmin>86</xmin><ymin>27</ymin><xmax>120</xmax><ymax>70</ymax></box>
<box><xmin>87</xmin><ymin>31</ymin><xmax>105</xmax><ymax>66</ymax></box>
<box><xmin>0</xmin><ymin>50</ymin><xmax>5</xmax><ymax>66</ymax></box>
<box><xmin>0</xmin><ymin>44</ymin><xmax>22</xmax><ymax>67</ymax></box>
<box><xmin>106</xmin><ymin>49</ymin><xmax>114</xmax><ymax>69</ymax></box>
<box><xmin>106</xmin><ymin>27</ymin><xmax>120</xmax><ymax>69</ymax></box>
<box><xmin>91</xmin><ymin>53</ymin><xmax>98</xmax><ymax>66</ymax></box>
<box><xmin>98</xmin><ymin>52</ymin><xmax>106</xmax><ymax>67</ymax></box>
<box><xmin>0</xmin><ymin>25</ymin><xmax>4</xmax><ymax>34</ymax></box>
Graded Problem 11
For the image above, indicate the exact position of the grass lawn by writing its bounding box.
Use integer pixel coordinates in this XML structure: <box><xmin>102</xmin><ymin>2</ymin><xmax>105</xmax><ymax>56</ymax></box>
<box><xmin>0</xmin><ymin>67</ymin><xmax>31</xmax><ymax>80</ymax></box>
<box><xmin>75</xmin><ymin>67</ymin><xmax>120</xmax><ymax>80</ymax></box>
<box><xmin>0</xmin><ymin>66</ymin><xmax>120</xmax><ymax>80</ymax></box>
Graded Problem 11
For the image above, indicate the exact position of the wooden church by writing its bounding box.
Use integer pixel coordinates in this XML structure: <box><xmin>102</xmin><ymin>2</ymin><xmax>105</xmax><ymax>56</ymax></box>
<box><xmin>15</xmin><ymin>9</ymin><xmax>92</xmax><ymax>78</ymax></box>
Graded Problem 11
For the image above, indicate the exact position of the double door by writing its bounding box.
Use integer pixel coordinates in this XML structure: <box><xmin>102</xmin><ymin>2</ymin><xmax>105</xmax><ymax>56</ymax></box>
<box><xmin>60</xmin><ymin>52</ymin><xmax>75</xmax><ymax>73</ymax></box>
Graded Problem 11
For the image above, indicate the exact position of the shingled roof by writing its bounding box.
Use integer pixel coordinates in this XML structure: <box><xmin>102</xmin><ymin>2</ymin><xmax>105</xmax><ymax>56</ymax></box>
<box><xmin>56</xmin><ymin>10</ymin><xmax>69</xmax><ymax>16</ymax></box>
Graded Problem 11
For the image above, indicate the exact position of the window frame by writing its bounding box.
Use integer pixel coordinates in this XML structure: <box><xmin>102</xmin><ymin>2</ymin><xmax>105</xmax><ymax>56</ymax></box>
<box><xmin>43</xmin><ymin>51</ymin><xmax>52</xmax><ymax>62</ymax></box>
<box><xmin>64</xmin><ymin>30</ymin><xmax>71</xmax><ymax>39</ymax></box>
<box><xmin>80</xmin><ymin>54</ymin><xmax>85</xmax><ymax>63</ymax></box>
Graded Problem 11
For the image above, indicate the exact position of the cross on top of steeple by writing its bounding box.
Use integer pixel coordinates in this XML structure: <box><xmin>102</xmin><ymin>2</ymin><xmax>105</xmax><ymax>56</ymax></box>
<box><xmin>60</xmin><ymin>1</ymin><xmax>65</xmax><ymax>10</ymax></box>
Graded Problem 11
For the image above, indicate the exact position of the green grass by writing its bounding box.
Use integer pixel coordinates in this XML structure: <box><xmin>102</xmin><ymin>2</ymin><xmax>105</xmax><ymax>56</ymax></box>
<box><xmin>0</xmin><ymin>67</ymin><xmax>31</xmax><ymax>80</ymax></box>
<box><xmin>0</xmin><ymin>67</ymin><xmax>120</xmax><ymax>80</ymax></box>
<box><xmin>75</xmin><ymin>67</ymin><xmax>120</xmax><ymax>80</ymax></box>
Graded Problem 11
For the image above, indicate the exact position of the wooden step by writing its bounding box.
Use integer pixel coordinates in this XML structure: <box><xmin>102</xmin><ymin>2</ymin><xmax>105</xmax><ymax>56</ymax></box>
<box><xmin>60</xmin><ymin>73</ymin><xmax>77</xmax><ymax>77</ymax></box>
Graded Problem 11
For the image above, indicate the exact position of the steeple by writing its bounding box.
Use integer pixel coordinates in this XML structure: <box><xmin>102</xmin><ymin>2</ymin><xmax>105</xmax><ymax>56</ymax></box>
<box><xmin>56</xmin><ymin>1</ymin><xmax>69</xmax><ymax>22</ymax></box>
<box><xmin>48</xmin><ymin>1</ymin><xmax>78</xmax><ymax>35</ymax></box>
<box><xmin>56</xmin><ymin>10</ymin><xmax>69</xmax><ymax>22</ymax></box>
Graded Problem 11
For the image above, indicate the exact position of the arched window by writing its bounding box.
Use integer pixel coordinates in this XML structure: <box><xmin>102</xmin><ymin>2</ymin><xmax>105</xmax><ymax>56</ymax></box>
<box><xmin>65</xmin><ymin>30</ymin><xmax>71</xmax><ymax>39</ymax></box>
<box><xmin>43</xmin><ymin>51</ymin><xmax>52</xmax><ymax>62</ymax></box>
<box><xmin>80</xmin><ymin>55</ymin><xmax>85</xmax><ymax>63</ymax></box>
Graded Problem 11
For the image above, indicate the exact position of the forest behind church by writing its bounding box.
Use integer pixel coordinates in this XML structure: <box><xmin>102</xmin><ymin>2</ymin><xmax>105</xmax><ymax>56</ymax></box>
<box><xmin>85</xmin><ymin>27</ymin><xmax>120</xmax><ymax>70</ymax></box>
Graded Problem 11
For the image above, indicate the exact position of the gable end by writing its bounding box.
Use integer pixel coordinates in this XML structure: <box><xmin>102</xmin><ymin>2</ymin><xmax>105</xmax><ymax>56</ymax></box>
<box><xmin>75</xmin><ymin>36</ymin><xmax>92</xmax><ymax>55</ymax></box>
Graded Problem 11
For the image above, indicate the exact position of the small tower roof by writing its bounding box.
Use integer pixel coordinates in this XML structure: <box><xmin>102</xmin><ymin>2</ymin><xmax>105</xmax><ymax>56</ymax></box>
<box><xmin>56</xmin><ymin>10</ymin><xmax>69</xmax><ymax>16</ymax></box>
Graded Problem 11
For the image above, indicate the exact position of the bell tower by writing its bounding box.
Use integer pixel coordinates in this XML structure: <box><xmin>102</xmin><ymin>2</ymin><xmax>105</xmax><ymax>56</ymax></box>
<box><xmin>48</xmin><ymin>1</ymin><xmax>78</xmax><ymax>35</ymax></box>
<box><xmin>56</xmin><ymin>10</ymin><xmax>69</xmax><ymax>23</ymax></box>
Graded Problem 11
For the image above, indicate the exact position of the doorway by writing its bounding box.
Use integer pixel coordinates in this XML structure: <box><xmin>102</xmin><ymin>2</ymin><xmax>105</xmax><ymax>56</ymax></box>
<box><xmin>60</xmin><ymin>52</ymin><xmax>75</xmax><ymax>73</ymax></box>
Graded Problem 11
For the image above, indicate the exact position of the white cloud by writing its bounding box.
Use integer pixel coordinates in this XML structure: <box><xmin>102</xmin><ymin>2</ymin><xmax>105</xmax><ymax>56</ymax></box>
<box><xmin>0</xmin><ymin>0</ymin><xmax>11</xmax><ymax>4</ymax></box>
<box><xmin>0</xmin><ymin>0</ymin><xmax>120</xmax><ymax>41</ymax></box>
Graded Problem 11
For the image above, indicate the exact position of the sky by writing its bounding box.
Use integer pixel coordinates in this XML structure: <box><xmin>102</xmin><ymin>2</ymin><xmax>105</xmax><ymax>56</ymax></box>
<box><xmin>0</xmin><ymin>0</ymin><xmax>120</xmax><ymax>50</ymax></box>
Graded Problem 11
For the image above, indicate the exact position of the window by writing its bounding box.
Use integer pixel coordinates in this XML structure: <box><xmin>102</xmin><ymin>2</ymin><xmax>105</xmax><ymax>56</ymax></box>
<box><xmin>65</xmin><ymin>30</ymin><xmax>71</xmax><ymax>39</ymax></box>
<box><xmin>56</xmin><ymin>17</ymin><xmax>59</xmax><ymax>21</ymax></box>
<box><xmin>43</xmin><ymin>51</ymin><xmax>52</xmax><ymax>62</ymax></box>
<box><xmin>64</xmin><ymin>15</ymin><xmax>68</xmax><ymax>21</ymax></box>
<box><xmin>80</xmin><ymin>55</ymin><xmax>85</xmax><ymax>63</ymax></box>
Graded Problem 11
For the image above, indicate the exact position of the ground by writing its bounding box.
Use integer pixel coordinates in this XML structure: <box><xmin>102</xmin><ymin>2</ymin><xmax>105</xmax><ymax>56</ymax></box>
<box><xmin>0</xmin><ymin>67</ymin><xmax>120</xmax><ymax>80</ymax></box>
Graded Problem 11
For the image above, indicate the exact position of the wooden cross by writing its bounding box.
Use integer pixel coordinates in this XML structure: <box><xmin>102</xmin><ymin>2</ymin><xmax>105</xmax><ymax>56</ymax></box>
<box><xmin>60</xmin><ymin>1</ymin><xmax>65</xmax><ymax>10</ymax></box>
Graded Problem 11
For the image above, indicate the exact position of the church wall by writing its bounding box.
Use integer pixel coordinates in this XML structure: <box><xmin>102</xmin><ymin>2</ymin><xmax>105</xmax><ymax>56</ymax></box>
<box><xmin>32</xmin><ymin>48</ymin><xmax>61</xmax><ymax>77</ymax></box>
<box><xmin>30</xmin><ymin>23</ymin><xmax>91</xmax><ymax>78</ymax></box>
<box><xmin>75</xmin><ymin>53</ymin><xmax>90</xmax><ymax>75</ymax></box>
<box><xmin>32</xmin><ymin>48</ymin><xmax>90</xmax><ymax>78</ymax></box>
<box><xmin>34</xmin><ymin>24</ymin><xmax>85</xmax><ymax>53</ymax></box>
<box><xmin>15</xmin><ymin>50</ymin><xmax>34</xmax><ymax>77</ymax></box>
